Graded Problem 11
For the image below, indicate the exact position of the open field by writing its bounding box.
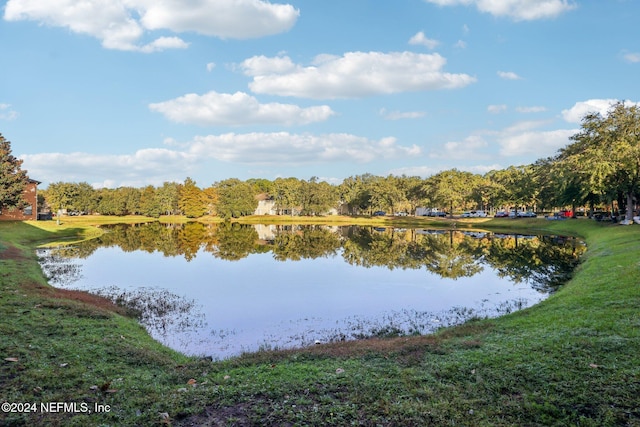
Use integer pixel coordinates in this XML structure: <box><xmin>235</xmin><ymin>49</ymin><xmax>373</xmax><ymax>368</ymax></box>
<box><xmin>1</xmin><ymin>216</ymin><xmax>639</xmax><ymax>426</ymax></box>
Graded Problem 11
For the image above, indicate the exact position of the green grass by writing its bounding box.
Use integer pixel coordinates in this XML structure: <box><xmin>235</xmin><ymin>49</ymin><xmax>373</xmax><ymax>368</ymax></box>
<box><xmin>1</xmin><ymin>217</ymin><xmax>639</xmax><ymax>426</ymax></box>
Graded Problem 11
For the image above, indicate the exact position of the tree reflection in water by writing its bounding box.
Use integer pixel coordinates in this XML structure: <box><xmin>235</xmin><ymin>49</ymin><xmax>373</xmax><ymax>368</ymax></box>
<box><xmin>38</xmin><ymin>223</ymin><xmax>585</xmax><ymax>357</ymax></box>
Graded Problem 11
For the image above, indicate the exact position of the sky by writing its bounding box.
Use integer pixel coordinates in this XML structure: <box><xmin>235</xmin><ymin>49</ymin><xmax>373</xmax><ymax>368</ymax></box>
<box><xmin>1</xmin><ymin>0</ymin><xmax>639</xmax><ymax>189</ymax></box>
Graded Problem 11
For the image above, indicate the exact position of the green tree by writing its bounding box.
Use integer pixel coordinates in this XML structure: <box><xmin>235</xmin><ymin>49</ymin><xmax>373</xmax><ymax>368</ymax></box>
<box><xmin>470</xmin><ymin>175</ymin><xmax>497</xmax><ymax>212</ymax></box>
<box><xmin>424</xmin><ymin>169</ymin><xmax>475</xmax><ymax>216</ymax></box>
<box><xmin>96</xmin><ymin>188</ymin><xmax>118</xmax><ymax>215</ymax></box>
<box><xmin>488</xmin><ymin>165</ymin><xmax>538</xmax><ymax>213</ymax></box>
<box><xmin>95</xmin><ymin>187</ymin><xmax>140</xmax><ymax>216</ymax></box>
<box><xmin>298</xmin><ymin>177</ymin><xmax>338</xmax><ymax>216</ymax></box>
<box><xmin>561</xmin><ymin>102</ymin><xmax>640</xmax><ymax>219</ymax></box>
<box><xmin>44</xmin><ymin>182</ymin><xmax>97</xmax><ymax>214</ymax></box>
<box><xmin>368</xmin><ymin>175</ymin><xmax>405</xmax><ymax>214</ymax></box>
<box><xmin>157</xmin><ymin>182</ymin><xmax>181</xmax><ymax>216</ymax></box>
<box><xmin>215</xmin><ymin>178</ymin><xmax>258</xmax><ymax>219</ymax></box>
<box><xmin>0</xmin><ymin>133</ymin><xmax>28</xmax><ymax>212</ymax></box>
<box><xmin>139</xmin><ymin>185</ymin><xmax>162</xmax><ymax>218</ymax></box>
<box><xmin>396</xmin><ymin>175</ymin><xmax>426</xmax><ymax>214</ymax></box>
<box><xmin>338</xmin><ymin>174</ymin><xmax>377</xmax><ymax>215</ymax></box>
<box><xmin>273</xmin><ymin>177</ymin><xmax>301</xmax><ymax>215</ymax></box>
<box><xmin>74</xmin><ymin>182</ymin><xmax>98</xmax><ymax>213</ymax></box>
<box><xmin>120</xmin><ymin>187</ymin><xmax>141</xmax><ymax>215</ymax></box>
<box><xmin>247</xmin><ymin>178</ymin><xmax>275</xmax><ymax>195</ymax></box>
<box><xmin>45</xmin><ymin>182</ymin><xmax>76</xmax><ymax>213</ymax></box>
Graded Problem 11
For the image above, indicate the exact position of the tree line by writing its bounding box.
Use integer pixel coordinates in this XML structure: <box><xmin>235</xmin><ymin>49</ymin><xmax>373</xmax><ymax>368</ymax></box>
<box><xmin>5</xmin><ymin>102</ymin><xmax>638</xmax><ymax>220</ymax></box>
<box><xmin>40</xmin><ymin>170</ymin><xmax>537</xmax><ymax>219</ymax></box>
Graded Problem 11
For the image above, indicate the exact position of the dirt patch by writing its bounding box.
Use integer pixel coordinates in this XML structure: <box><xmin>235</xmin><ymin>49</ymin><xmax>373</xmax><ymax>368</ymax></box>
<box><xmin>175</xmin><ymin>403</ymin><xmax>253</xmax><ymax>427</ymax></box>
<box><xmin>228</xmin><ymin>334</ymin><xmax>447</xmax><ymax>368</ymax></box>
<box><xmin>0</xmin><ymin>245</ymin><xmax>27</xmax><ymax>261</ymax></box>
<box><xmin>21</xmin><ymin>281</ymin><xmax>129</xmax><ymax>317</ymax></box>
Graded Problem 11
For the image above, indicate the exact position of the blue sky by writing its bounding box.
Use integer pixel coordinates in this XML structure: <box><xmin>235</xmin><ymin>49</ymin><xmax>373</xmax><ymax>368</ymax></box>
<box><xmin>1</xmin><ymin>0</ymin><xmax>639</xmax><ymax>188</ymax></box>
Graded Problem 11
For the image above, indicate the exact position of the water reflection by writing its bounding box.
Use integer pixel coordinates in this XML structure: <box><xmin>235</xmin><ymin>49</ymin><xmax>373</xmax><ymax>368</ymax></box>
<box><xmin>38</xmin><ymin>223</ymin><xmax>584</xmax><ymax>358</ymax></box>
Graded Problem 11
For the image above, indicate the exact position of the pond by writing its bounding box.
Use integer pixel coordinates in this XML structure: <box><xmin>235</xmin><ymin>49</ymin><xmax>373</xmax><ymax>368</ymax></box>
<box><xmin>37</xmin><ymin>223</ymin><xmax>584</xmax><ymax>359</ymax></box>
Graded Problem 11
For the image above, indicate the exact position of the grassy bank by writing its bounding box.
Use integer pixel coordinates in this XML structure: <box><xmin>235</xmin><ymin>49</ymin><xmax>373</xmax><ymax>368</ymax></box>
<box><xmin>1</xmin><ymin>217</ymin><xmax>639</xmax><ymax>426</ymax></box>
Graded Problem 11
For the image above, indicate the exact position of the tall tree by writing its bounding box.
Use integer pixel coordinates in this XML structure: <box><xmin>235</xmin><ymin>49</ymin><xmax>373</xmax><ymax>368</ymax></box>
<box><xmin>488</xmin><ymin>165</ymin><xmax>538</xmax><ymax>213</ymax></box>
<box><xmin>273</xmin><ymin>177</ymin><xmax>301</xmax><ymax>215</ymax></box>
<box><xmin>178</xmin><ymin>178</ymin><xmax>206</xmax><ymax>218</ymax></box>
<box><xmin>215</xmin><ymin>178</ymin><xmax>258</xmax><ymax>219</ymax></box>
<box><xmin>424</xmin><ymin>169</ymin><xmax>475</xmax><ymax>216</ymax></box>
<box><xmin>202</xmin><ymin>186</ymin><xmax>219</xmax><ymax>216</ymax></box>
<box><xmin>157</xmin><ymin>182</ymin><xmax>181</xmax><ymax>216</ymax></box>
<box><xmin>74</xmin><ymin>182</ymin><xmax>98</xmax><ymax>213</ymax></box>
<box><xmin>0</xmin><ymin>133</ymin><xmax>28</xmax><ymax>212</ymax></box>
<box><xmin>562</xmin><ymin>102</ymin><xmax>640</xmax><ymax>219</ymax></box>
<box><xmin>45</xmin><ymin>182</ymin><xmax>76</xmax><ymax>213</ymax></box>
<box><xmin>338</xmin><ymin>174</ymin><xmax>376</xmax><ymax>215</ymax></box>
<box><xmin>396</xmin><ymin>175</ymin><xmax>426</xmax><ymax>214</ymax></box>
<box><xmin>368</xmin><ymin>175</ymin><xmax>405</xmax><ymax>214</ymax></box>
<box><xmin>297</xmin><ymin>177</ymin><xmax>338</xmax><ymax>216</ymax></box>
<box><xmin>139</xmin><ymin>185</ymin><xmax>162</xmax><ymax>218</ymax></box>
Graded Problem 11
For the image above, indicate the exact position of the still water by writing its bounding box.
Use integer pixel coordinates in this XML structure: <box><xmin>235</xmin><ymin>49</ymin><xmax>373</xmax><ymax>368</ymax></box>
<box><xmin>38</xmin><ymin>223</ymin><xmax>584</xmax><ymax>359</ymax></box>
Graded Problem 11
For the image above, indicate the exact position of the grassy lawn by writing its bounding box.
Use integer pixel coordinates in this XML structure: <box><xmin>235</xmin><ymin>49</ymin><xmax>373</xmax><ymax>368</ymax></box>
<box><xmin>1</xmin><ymin>217</ymin><xmax>639</xmax><ymax>426</ymax></box>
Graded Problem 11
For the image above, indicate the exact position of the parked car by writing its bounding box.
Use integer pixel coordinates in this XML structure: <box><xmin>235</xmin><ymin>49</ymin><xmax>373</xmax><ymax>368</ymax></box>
<box><xmin>517</xmin><ymin>211</ymin><xmax>537</xmax><ymax>218</ymax></box>
<box><xmin>546</xmin><ymin>212</ymin><xmax>568</xmax><ymax>220</ymax></box>
<box><xmin>433</xmin><ymin>211</ymin><xmax>447</xmax><ymax>217</ymax></box>
<box><xmin>461</xmin><ymin>211</ymin><xmax>472</xmax><ymax>218</ymax></box>
<box><xmin>37</xmin><ymin>212</ymin><xmax>53</xmax><ymax>220</ymax></box>
<box><xmin>372</xmin><ymin>211</ymin><xmax>386</xmax><ymax>216</ymax></box>
<box><xmin>394</xmin><ymin>212</ymin><xmax>408</xmax><ymax>216</ymax></box>
<box><xmin>494</xmin><ymin>211</ymin><xmax>509</xmax><ymax>218</ymax></box>
<box><xmin>470</xmin><ymin>210</ymin><xmax>487</xmax><ymax>217</ymax></box>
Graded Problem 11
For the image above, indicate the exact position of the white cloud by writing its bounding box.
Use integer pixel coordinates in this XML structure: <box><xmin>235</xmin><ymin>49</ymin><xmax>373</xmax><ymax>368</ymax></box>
<box><xmin>408</xmin><ymin>31</ymin><xmax>440</xmax><ymax>49</ymax></box>
<box><xmin>454</xmin><ymin>40</ymin><xmax>467</xmax><ymax>49</ymax></box>
<box><xmin>430</xmin><ymin>135</ymin><xmax>489</xmax><ymax>159</ymax></box>
<box><xmin>494</xmin><ymin>120</ymin><xmax>575</xmax><ymax>156</ymax></box>
<box><xmin>188</xmin><ymin>132</ymin><xmax>421</xmax><ymax>164</ymax></box>
<box><xmin>497</xmin><ymin>71</ymin><xmax>522</xmax><ymax>80</ymax></box>
<box><xmin>139</xmin><ymin>36</ymin><xmax>189</xmax><ymax>53</ymax></box>
<box><xmin>516</xmin><ymin>106</ymin><xmax>547</xmax><ymax>113</ymax></box>
<box><xmin>424</xmin><ymin>0</ymin><xmax>577</xmax><ymax>21</ymax></box>
<box><xmin>241</xmin><ymin>51</ymin><xmax>476</xmax><ymax>99</ymax></box>
<box><xmin>379</xmin><ymin>109</ymin><xmax>426</xmax><ymax>120</ymax></box>
<box><xmin>388</xmin><ymin>165</ymin><xmax>443</xmax><ymax>177</ymax></box>
<box><xmin>149</xmin><ymin>91</ymin><xmax>335</xmax><ymax>126</ymax></box>
<box><xmin>21</xmin><ymin>149</ymin><xmax>198</xmax><ymax>188</ymax></box>
<box><xmin>139</xmin><ymin>0</ymin><xmax>299</xmax><ymax>39</ymax></box>
<box><xmin>561</xmin><ymin>99</ymin><xmax>620</xmax><ymax>123</ymax></box>
<box><xmin>0</xmin><ymin>103</ymin><xmax>18</xmax><ymax>120</ymax></box>
<box><xmin>4</xmin><ymin>0</ymin><xmax>299</xmax><ymax>51</ymax></box>
<box><xmin>240</xmin><ymin>55</ymin><xmax>298</xmax><ymax>76</ymax></box>
<box><xmin>623</xmin><ymin>52</ymin><xmax>640</xmax><ymax>63</ymax></box>
<box><xmin>488</xmin><ymin>104</ymin><xmax>507</xmax><ymax>114</ymax></box>
<box><xmin>430</xmin><ymin>120</ymin><xmax>576</xmax><ymax>162</ymax></box>
<box><xmin>206</xmin><ymin>62</ymin><xmax>216</xmax><ymax>72</ymax></box>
